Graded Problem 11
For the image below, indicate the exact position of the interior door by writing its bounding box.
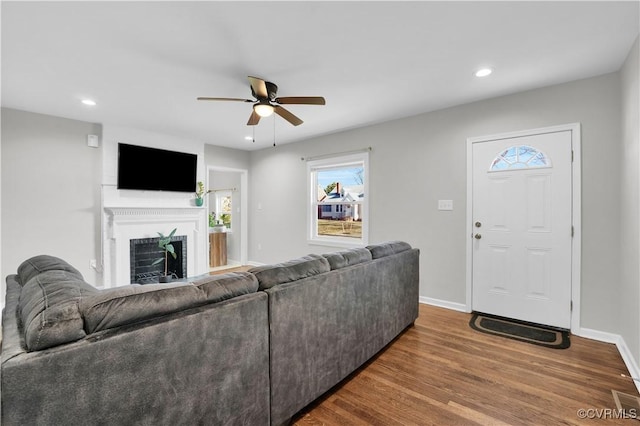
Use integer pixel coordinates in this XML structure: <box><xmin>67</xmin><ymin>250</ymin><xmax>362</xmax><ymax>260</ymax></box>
<box><xmin>471</xmin><ymin>131</ymin><xmax>572</xmax><ymax>329</ymax></box>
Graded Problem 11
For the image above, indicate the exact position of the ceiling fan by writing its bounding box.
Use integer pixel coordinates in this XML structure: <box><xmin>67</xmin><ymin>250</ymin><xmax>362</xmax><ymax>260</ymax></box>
<box><xmin>197</xmin><ymin>76</ymin><xmax>325</xmax><ymax>126</ymax></box>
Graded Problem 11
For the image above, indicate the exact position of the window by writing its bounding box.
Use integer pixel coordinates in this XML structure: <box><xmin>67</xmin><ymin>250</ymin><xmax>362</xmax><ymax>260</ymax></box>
<box><xmin>215</xmin><ymin>191</ymin><xmax>233</xmax><ymax>231</ymax></box>
<box><xmin>308</xmin><ymin>152</ymin><xmax>369</xmax><ymax>246</ymax></box>
<box><xmin>489</xmin><ymin>145</ymin><xmax>550</xmax><ymax>171</ymax></box>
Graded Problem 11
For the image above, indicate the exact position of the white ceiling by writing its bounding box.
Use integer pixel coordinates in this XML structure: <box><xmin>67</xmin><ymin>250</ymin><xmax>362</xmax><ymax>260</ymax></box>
<box><xmin>2</xmin><ymin>1</ymin><xmax>638</xmax><ymax>150</ymax></box>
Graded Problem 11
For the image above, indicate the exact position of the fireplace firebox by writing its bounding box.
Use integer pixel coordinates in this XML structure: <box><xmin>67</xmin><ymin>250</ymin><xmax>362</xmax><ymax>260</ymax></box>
<box><xmin>129</xmin><ymin>235</ymin><xmax>187</xmax><ymax>284</ymax></box>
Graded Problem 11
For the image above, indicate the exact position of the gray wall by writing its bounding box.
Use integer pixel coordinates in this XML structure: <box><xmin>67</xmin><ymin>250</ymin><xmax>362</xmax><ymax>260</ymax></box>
<box><xmin>619</xmin><ymin>36</ymin><xmax>640</xmax><ymax>366</ymax></box>
<box><xmin>249</xmin><ymin>72</ymin><xmax>624</xmax><ymax>334</ymax></box>
<box><xmin>204</xmin><ymin>144</ymin><xmax>250</xmax><ymax>172</ymax></box>
<box><xmin>1</xmin><ymin>108</ymin><xmax>102</xmax><ymax>300</ymax></box>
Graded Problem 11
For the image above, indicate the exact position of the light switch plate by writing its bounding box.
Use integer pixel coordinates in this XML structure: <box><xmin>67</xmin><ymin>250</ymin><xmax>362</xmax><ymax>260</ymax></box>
<box><xmin>87</xmin><ymin>134</ymin><xmax>99</xmax><ymax>148</ymax></box>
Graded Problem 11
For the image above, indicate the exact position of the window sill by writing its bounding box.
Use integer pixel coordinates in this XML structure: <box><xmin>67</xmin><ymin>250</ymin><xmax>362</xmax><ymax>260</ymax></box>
<box><xmin>307</xmin><ymin>238</ymin><xmax>367</xmax><ymax>249</ymax></box>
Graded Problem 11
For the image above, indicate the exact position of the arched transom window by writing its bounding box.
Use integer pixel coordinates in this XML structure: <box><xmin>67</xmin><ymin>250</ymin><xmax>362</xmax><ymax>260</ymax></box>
<box><xmin>489</xmin><ymin>145</ymin><xmax>551</xmax><ymax>171</ymax></box>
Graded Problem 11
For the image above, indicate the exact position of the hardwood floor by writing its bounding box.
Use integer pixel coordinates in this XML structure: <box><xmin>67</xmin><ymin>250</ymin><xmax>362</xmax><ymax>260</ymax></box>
<box><xmin>293</xmin><ymin>304</ymin><xmax>639</xmax><ymax>425</ymax></box>
<box><xmin>208</xmin><ymin>265</ymin><xmax>253</xmax><ymax>275</ymax></box>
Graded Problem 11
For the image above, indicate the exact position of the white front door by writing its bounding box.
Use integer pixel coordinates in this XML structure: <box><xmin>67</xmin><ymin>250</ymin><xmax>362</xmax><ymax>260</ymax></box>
<box><xmin>471</xmin><ymin>130</ymin><xmax>573</xmax><ymax>329</ymax></box>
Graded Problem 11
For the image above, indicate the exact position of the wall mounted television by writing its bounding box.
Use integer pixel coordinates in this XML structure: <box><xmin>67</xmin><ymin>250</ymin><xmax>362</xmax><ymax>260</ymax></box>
<box><xmin>117</xmin><ymin>143</ymin><xmax>197</xmax><ymax>193</ymax></box>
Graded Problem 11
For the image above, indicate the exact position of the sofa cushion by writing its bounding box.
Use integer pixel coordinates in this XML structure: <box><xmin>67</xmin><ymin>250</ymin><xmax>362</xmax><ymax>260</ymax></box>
<box><xmin>322</xmin><ymin>248</ymin><xmax>372</xmax><ymax>270</ymax></box>
<box><xmin>19</xmin><ymin>270</ymin><xmax>98</xmax><ymax>351</ymax></box>
<box><xmin>249</xmin><ymin>254</ymin><xmax>330</xmax><ymax>290</ymax></box>
<box><xmin>17</xmin><ymin>255</ymin><xmax>84</xmax><ymax>287</ymax></box>
<box><xmin>190</xmin><ymin>271</ymin><xmax>259</xmax><ymax>302</ymax></box>
<box><xmin>366</xmin><ymin>241</ymin><xmax>412</xmax><ymax>259</ymax></box>
<box><xmin>80</xmin><ymin>283</ymin><xmax>206</xmax><ymax>334</ymax></box>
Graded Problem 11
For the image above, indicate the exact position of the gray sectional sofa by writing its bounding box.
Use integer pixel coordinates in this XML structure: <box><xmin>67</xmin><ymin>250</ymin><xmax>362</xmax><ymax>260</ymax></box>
<box><xmin>1</xmin><ymin>241</ymin><xmax>419</xmax><ymax>425</ymax></box>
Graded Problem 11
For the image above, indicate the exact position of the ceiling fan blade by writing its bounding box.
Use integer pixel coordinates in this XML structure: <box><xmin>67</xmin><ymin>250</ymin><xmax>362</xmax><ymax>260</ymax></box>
<box><xmin>247</xmin><ymin>110</ymin><xmax>261</xmax><ymax>126</ymax></box>
<box><xmin>274</xmin><ymin>105</ymin><xmax>303</xmax><ymax>126</ymax></box>
<box><xmin>248</xmin><ymin>76</ymin><xmax>268</xmax><ymax>99</ymax></box>
<box><xmin>197</xmin><ymin>97</ymin><xmax>253</xmax><ymax>102</ymax></box>
<box><xmin>275</xmin><ymin>96</ymin><xmax>326</xmax><ymax>105</ymax></box>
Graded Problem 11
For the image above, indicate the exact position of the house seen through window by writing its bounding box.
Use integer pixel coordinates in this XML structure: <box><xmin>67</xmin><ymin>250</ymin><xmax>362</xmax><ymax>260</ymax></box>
<box><xmin>308</xmin><ymin>152</ymin><xmax>368</xmax><ymax>246</ymax></box>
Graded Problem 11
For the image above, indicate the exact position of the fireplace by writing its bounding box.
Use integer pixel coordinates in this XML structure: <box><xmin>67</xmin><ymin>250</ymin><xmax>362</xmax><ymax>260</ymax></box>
<box><xmin>130</xmin><ymin>235</ymin><xmax>187</xmax><ymax>284</ymax></box>
<box><xmin>103</xmin><ymin>207</ymin><xmax>207</xmax><ymax>287</ymax></box>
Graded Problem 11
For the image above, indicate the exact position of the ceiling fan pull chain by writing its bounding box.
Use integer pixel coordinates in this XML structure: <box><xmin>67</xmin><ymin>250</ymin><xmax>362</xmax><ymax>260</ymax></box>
<box><xmin>252</xmin><ymin>126</ymin><xmax>255</xmax><ymax>143</ymax></box>
<box><xmin>273</xmin><ymin>115</ymin><xmax>276</xmax><ymax>147</ymax></box>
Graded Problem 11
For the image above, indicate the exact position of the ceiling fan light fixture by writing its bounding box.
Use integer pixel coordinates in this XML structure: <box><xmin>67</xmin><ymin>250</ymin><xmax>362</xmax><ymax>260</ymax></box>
<box><xmin>254</xmin><ymin>103</ymin><xmax>274</xmax><ymax>117</ymax></box>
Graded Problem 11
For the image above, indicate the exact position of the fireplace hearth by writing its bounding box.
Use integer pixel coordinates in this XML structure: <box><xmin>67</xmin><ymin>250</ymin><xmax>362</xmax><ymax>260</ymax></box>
<box><xmin>130</xmin><ymin>235</ymin><xmax>187</xmax><ymax>284</ymax></box>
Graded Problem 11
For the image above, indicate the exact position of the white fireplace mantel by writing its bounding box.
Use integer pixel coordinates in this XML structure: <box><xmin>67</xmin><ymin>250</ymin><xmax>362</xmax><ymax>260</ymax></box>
<box><xmin>102</xmin><ymin>207</ymin><xmax>208</xmax><ymax>287</ymax></box>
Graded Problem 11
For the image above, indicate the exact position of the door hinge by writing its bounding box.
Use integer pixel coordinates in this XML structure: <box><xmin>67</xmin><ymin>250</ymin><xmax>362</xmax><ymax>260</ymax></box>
<box><xmin>571</xmin><ymin>150</ymin><xmax>574</xmax><ymax>162</ymax></box>
<box><xmin>571</xmin><ymin>226</ymin><xmax>574</xmax><ymax>237</ymax></box>
<box><xmin>571</xmin><ymin>300</ymin><xmax>573</xmax><ymax>312</ymax></box>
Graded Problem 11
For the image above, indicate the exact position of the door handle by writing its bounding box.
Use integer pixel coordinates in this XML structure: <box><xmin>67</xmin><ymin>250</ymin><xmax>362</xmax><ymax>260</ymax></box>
<box><xmin>474</xmin><ymin>234</ymin><xmax>482</xmax><ymax>240</ymax></box>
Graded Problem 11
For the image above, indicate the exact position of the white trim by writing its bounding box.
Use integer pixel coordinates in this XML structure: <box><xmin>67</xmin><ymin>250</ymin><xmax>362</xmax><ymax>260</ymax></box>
<box><xmin>246</xmin><ymin>261</ymin><xmax>265</xmax><ymax>267</ymax></box>
<box><xmin>466</xmin><ymin>123</ymin><xmax>582</xmax><ymax>333</ymax></box>
<box><xmin>570</xmin><ymin>124</ymin><xmax>582</xmax><ymax>335</ymax></box>
<box><xmin>307</xmin><ymin>238</ymin><xmax>366</xmax><ymax>249</ymax></box>
<box><xmin>578</xmin><ymin>327</ymin><xmax>640</xmax><ymax>394</ymax></box>
<box><xmin>576</xmin><ymin>327</ymin><xmax>620</xmax><ymax>344</ymax></box>
<box><xmin>102</xmin><ymin>207</ymin><xmax>207</xmax><ymax>286</ymax></box>
<box><xmin>307</xmin><ymin>151</ymin><xmax>369</xmax><ymax>247</ymax></box>
<box><xmin>206</xmin><ymin>165</ymin><xmax>249</xmax><ymax>267</ymax></box>
<box><xmin>419</xmin><ymin>297</ymin><xmax>468</xmax><ymax>313</ymax></box>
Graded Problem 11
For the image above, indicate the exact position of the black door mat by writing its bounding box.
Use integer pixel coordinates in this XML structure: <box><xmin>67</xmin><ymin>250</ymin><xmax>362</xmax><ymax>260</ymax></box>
<box><xmin>470</xmin><ymin>312</ymin><xmax>570</xmax><ymax>349</ymax></box>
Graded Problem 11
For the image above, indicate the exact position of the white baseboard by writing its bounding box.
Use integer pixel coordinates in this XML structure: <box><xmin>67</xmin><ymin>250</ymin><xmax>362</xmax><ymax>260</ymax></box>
<box><xmin>616</xmin><ymin>337</ymin><xmax>640</xmax><ymax>394</ymax></box>
<box><xmin>246</xmin><ymin>260</ymin><xmax>265</xmax><ymax>267</ymax></box>
<box><xmin>578</xmin><ymin>327</ymin><xmax>640</xmax><ymax>394</ymax></box>
<box><xmin>419</xmin><ymin>296</ymin><xmax>469</xmax><ymax>313</ymax></box>
<box><xmin>575</xmin><ymin>327</ymin><xmax>619</xmax><ymax>344</ymax></box>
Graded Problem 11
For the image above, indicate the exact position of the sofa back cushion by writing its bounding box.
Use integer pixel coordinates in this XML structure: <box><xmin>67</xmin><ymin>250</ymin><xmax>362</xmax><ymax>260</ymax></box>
<box><xmin>250</xmin><ymin>254</ymin><xmax>330</xmax><ymax>290</ymax></box>
<box><xmin>322</xmin><ymin>248</ymin><xmax>372</xmax><ymax>270</ymax></box>
<box><xmin>17</xmin><ymin>254</ymin><xmax>84</xmax><ymax>286</ymax></box>
<box><xmin>81</xmin><ymin>272</ymin><xmax>260</xmax><ymax>334</ymax></box>
<box><xmin>190</xmin><ymin>271</ymin><xmax>259</xmax><ymax>302</ymax></box>
<box><xmin>80</xmin><ymin>283</ymin><xmax>206</xmax><ymax>334</ymax></box>
<box><xmin>366</xmin><ymin>241</ymin><xmax>412</xmax><ymax>259</ymax></box>
<box><xmin>19</xmin><ymin>270</ymin><xmax>98</xmax><ymax>351</ymax></box>
<box><xmin>14</xmin><ymin>256</ymin><xmax>262</xmax><ymax>351</ymax></box>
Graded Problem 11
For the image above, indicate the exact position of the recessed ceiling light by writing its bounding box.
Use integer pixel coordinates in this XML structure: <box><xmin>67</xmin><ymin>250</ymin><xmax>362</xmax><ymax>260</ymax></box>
<box><xmin>81</xmin><ymin>99</ymin><xmax>97</xmax><ymax>106</ymax></box>
<box><xmin>475</xmin><ymin>68</ymin><xmax>493</xmax><ymax>78</ymax></box>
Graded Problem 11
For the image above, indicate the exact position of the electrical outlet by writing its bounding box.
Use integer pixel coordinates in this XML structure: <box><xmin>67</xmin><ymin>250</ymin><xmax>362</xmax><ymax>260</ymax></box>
<box><xmin>438</xmin><ymin>200</ymin><xmax>453</xmax><ymax>211</ymax></box>
<box><xmin>90</xmin><ymin>259</ymin><xmax>97</xmax><ymax>269</ymax></box>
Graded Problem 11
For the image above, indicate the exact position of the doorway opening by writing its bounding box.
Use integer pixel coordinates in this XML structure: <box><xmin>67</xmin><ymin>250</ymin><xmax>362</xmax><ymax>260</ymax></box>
<box><xmin>206</xmin><ymin>166</ymin><xmax>248</xmax><ymax>271</ymax></box>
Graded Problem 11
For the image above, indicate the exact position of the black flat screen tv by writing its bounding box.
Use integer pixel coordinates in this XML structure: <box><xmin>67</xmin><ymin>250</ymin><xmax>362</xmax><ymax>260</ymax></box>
<box><xmin>117</xmin><ymin>143</ymin><xmax>197</xmax><ymax>193</ymax></box>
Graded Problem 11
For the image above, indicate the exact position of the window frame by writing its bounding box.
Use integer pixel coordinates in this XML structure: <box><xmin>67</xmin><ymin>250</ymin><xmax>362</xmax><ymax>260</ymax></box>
<box><xmin>489</xmin><ymin>145</ymin><xmax>551</xmax><ymax>172</ymax></box>
<box><xmin>307</xmin><ymin>152</ymin><xmax>369</xmax><ymax>247</ymax></box>
<box><xmin>215</xmin><ymin>190</ymin><xmax>233</xmax><ymax>232</ymax></box>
